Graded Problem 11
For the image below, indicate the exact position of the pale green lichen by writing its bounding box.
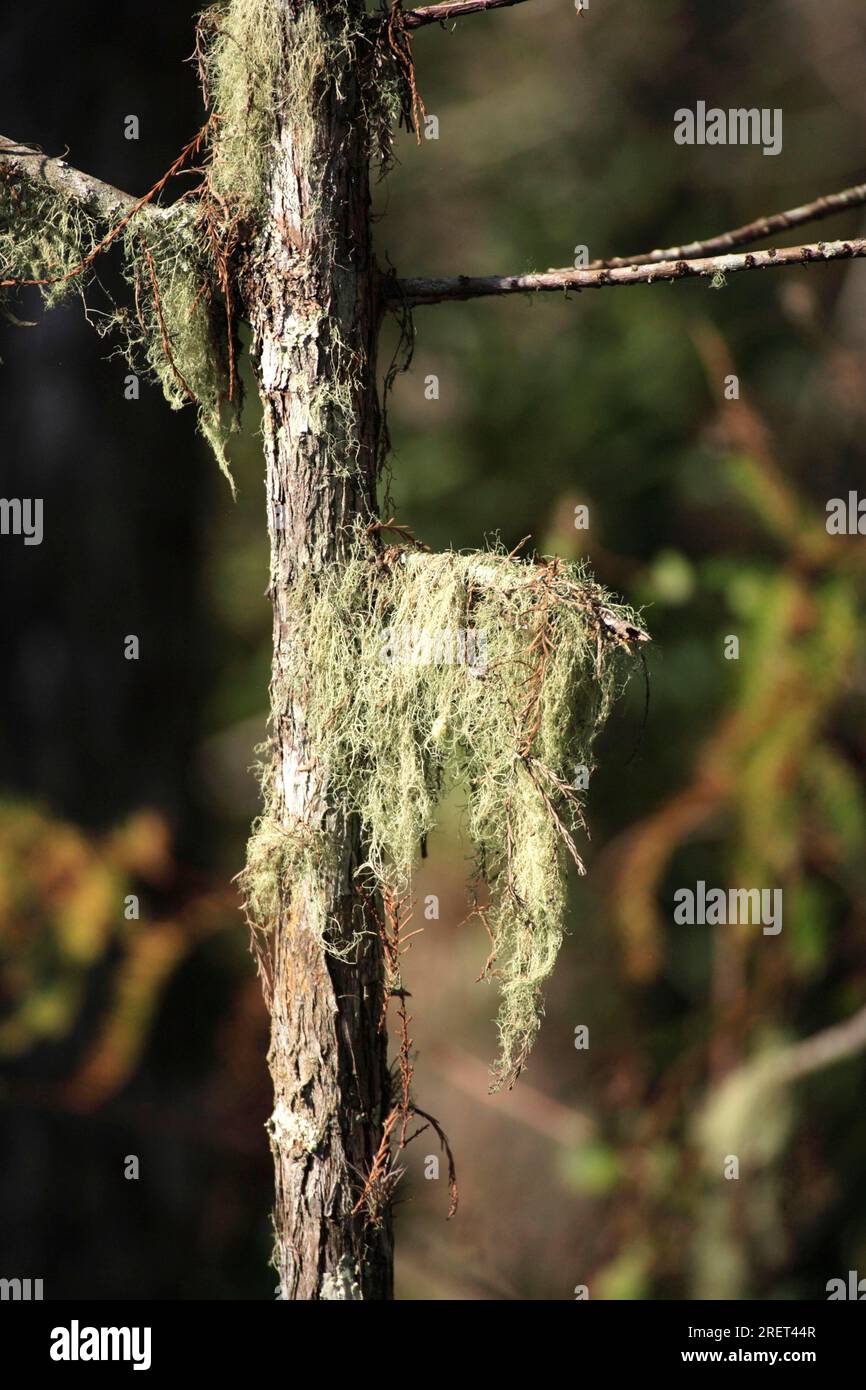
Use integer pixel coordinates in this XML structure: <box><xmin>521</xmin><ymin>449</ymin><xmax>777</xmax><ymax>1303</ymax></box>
<box><xmin>198</xmin><ymin>0</ymin><xmax>291</xmax><ymax>216</ymax></box>
<box><xmin>200</xmin><ymin>0</ymin><xmax>407</xmax><ymax>220</ymax></box>
<box><xmin>1</xmin><ymin>0</ymin><xmax>408</xmax><ymax>487</ymax></box>
<box><xmin>320</xmin><ymin>1256</ymin><xmax>363</xmax><ymax>1300</ymax></box>
<box><xmin>0</xmin><ymin>176</ymin><xmax>100</xmax><ymax>310</ymax></box>
<box><xmin>0</xmin><ymin>175</ymin><xmax>239</xmax><ymax>484</ymax></box>
<box><xmin>267</xmin><ymin>1098</ymin><xmax>326</xmax><ymax>1157</ymax></box>
<box><xmin>245</xmin><ymin>543</ymin><xmax>646</xmax><ymax>1089</ymax></box>
<box><xmin>118</xmin><ymin>206</ymin><xmax>238</xmax><ymax>489</ymax></box>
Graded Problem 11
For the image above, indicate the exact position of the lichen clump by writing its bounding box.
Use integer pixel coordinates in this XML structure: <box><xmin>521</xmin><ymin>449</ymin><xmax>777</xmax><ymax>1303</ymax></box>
<box><xmin>249</xmin><ymin>545</ymin><xmax>646</xmax><ymax>1088</ymax></box>
<box><xmin>0</xmin><ymin>173</ymin><xmax>100</xmax><ymax>309</ymax></box>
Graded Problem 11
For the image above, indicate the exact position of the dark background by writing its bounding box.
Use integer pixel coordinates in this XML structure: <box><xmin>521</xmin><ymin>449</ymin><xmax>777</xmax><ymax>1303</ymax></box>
<box><xmin>1</xmin><ymin>0</ymin><xmax>865</xmax><ymax>1299</ymax></box>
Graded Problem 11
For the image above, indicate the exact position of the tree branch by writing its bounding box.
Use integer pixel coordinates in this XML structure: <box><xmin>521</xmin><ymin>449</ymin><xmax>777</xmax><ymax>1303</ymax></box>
<box><xmin>400</xmin><ymin>0</ymin><xmax>530</xmax><ymax>29</ymax></box>
<box><xmin>391</xmin><ymin>237</ymin><xmax>866</xmax><ymax>306</ymax></box>
<box><xmin>593</xmin><ymin>180</ymin><xmax>866</xmax><ymax>269</ymax></box>
<box><xmin>773</xmin><ymin>1002</ymin><xmax>866</xmax><ymax>1085</ymax></box>
<box><xmin>0</xmin><ymin>134</ymin><xmax>141</xmax><ymax>223</ymax></box>
<box><xmin>1</xmin><ymin>123</ymin><xmax>210</xmax><ymax>292</ymax></box>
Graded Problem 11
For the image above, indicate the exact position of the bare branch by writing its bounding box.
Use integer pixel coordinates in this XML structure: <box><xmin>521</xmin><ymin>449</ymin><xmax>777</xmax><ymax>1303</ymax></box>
<box><xmin>400</xmin><ymin>0</ymin><xmax>530</xmax><ymax>29</ymax></box>
<box><xmin>391</xmin><ymin>237</ymin><xmax>866</xmax><ymax>306</ymax></box>
<box><xmin>773</xmin><ymin>1002</ymin><xmax>866</xmax><ymax>1085</ymax></box>
<box><xmin>594</xmin><ymin>180</ymin><xmax>866</xmax><ymax>269</ymax></box>
<box><xmin>0</xmin><ymin>134</ymin><xmax>141</xmax><ymax>223</ymax></box>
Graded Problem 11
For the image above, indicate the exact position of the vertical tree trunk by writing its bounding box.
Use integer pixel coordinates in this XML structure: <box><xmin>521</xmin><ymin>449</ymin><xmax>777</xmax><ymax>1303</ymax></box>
<box><xmin>246</xmin><ymin>0</ymin><xmax>391</xmax><ymax>1300</ymax></box>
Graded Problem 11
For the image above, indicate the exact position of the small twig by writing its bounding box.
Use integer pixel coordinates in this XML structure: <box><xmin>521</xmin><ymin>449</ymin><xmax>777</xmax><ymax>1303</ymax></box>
<box><xmin>504</xmin><ymin>534</ymin><xmax>532</xmax><ymax>561</ymax></box>
<box><xmin>773</xmin><ymin>1003</ymin><xmax>866</xmax><ymax>1084</ymax></box>
<box><xmin>387</xmin><ymin>3</ymin><xmax>427</xmax><ymax>143</ymax></box>
<box><xmin>411</xmin><ymin>1106</ymin><xmax>459</xmax><ymax>1217</ymax></box>
<box><xmin>592</xmin><ymin>180</ymin><xmax>866</xmax><ymax>270</ymax></box>
<box><xmin>351</xmin><ymin>883</ymin><xmax>458</xmax><ymax>1219</ymax></box>
<box><xmin>464</xmin><ymin>903</ymin><xmax>497</xmax><ymax>981</ymax></box>
<box><xmin>524</xmin><ymin>760</ymin><xmax>586</xmax><ymax>873</ymax></box>
<box><xmin>390</xmin><ymin>237</ymin><xmax>866</xmax><ymax>306</ymax></box>
<box><xmin>351</xmin><ymin>1108</ymin><xmax>402</xmax><ymax>1217</ymax></box>
<box><xmin>366</xmin><ymin>516</ymin><xmax>430</xmax><ymax>549</ymax></box>
<box><xmin>515</xmin><ymin>558</ymin><xmax>558</xmax><ymax>758</ymax></box>
<box><xmin>400</xmin><ymin>0</ymin><xmax>531</xmax><ymax>28</ymax></box>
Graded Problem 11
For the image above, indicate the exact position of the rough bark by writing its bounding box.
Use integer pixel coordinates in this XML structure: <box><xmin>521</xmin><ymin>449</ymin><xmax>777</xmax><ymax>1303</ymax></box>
<box><xmin>245</xmin><ymin>0</ymin><xmax>391</xmax><ymax>1300</ymax></box>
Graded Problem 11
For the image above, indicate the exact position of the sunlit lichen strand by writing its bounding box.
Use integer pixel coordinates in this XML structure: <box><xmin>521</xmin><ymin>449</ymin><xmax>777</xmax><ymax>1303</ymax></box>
<box><xmin>242</xmin><ymin>544</ymin><xmax>646</xmax><ymax>1089</ymax></box>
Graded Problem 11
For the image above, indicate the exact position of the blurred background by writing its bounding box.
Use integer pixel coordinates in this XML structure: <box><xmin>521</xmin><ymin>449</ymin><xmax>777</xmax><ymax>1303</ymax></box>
<box><xmin>2</xmin><ymin>0</ymin><xmax>866</xmax><ymax>1300</ymax></box>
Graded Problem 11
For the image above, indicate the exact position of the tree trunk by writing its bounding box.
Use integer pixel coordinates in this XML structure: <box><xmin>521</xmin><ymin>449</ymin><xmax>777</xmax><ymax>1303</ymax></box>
<box><xmin>246</xmin><ymin>0</ymin><xmax>391</xmax><ymax>1300</ymax></box>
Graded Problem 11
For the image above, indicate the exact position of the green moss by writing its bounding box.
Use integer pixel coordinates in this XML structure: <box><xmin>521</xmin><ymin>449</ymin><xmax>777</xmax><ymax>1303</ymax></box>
<box><xmin>250</xmin><ymin>543</ymin><xmax>646</xmax><ymax>1089</ymax></box>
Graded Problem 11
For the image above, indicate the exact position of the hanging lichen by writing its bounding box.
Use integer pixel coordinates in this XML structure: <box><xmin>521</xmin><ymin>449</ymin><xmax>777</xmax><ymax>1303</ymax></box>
<box><xmin>117</xmin><ymin>205</ymin><xmax>239</xmax><ymax>488</ymax></box>
<box><xmin>242</xmin><ymin>540</ymin><xmax>648</xmax><ymax>1089</ymax></box>
<box><xmin>0</xmin><ymin>1</ymin><xmax>412</xmax><ymax>488</ymax></box>
<box><xmin>0</xmin><ymin>147</ymin><xmax>240</xmax><ymax>484</ymax></box>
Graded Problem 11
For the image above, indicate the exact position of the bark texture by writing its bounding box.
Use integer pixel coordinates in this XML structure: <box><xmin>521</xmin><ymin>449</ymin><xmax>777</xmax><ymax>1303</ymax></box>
<box><xmin>245</xmin><ymin>0</ymin><xmax>391</xmax><ymax>1300</ymax></box>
